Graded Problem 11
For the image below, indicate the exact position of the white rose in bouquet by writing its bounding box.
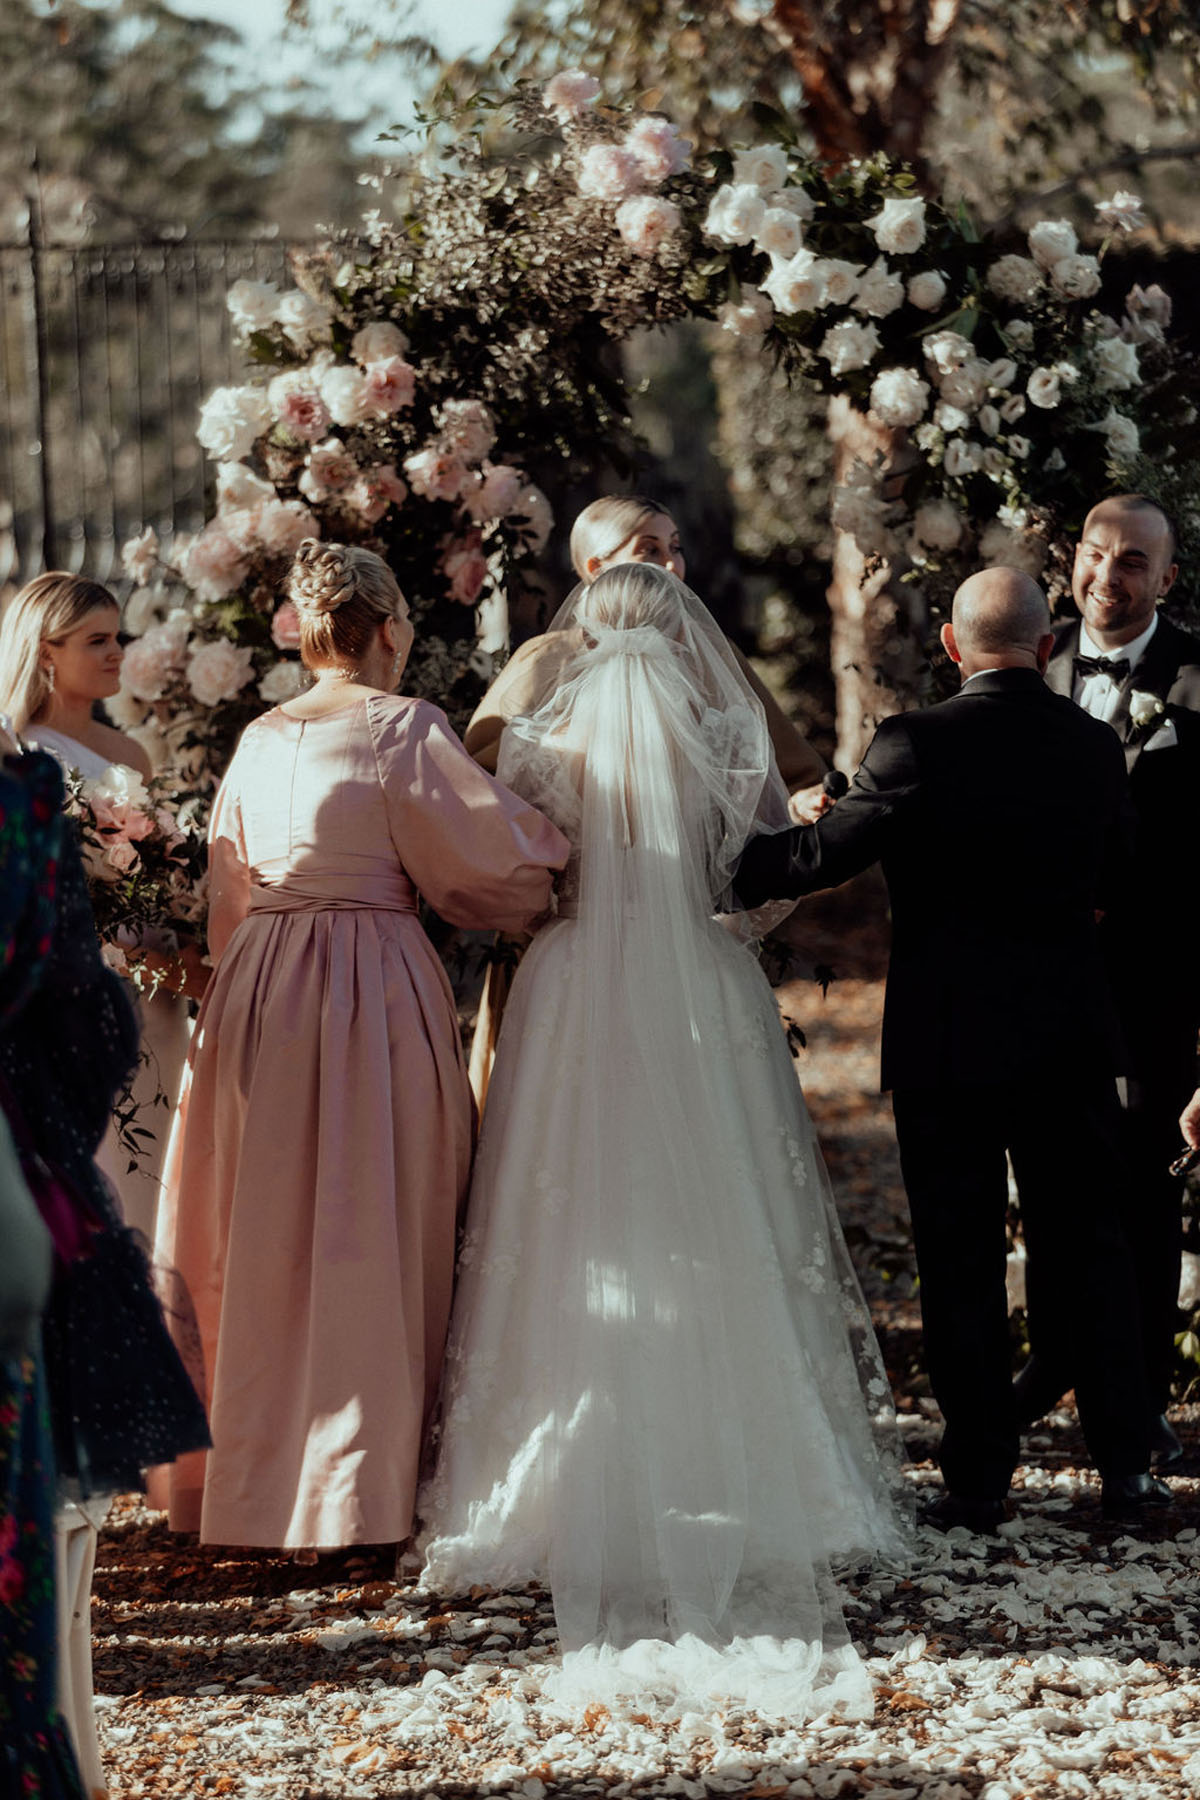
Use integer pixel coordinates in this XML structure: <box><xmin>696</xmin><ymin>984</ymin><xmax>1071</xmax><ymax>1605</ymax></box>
<box><xmin>1093</xmin><ymin>336</ymin><xmax>1140</xmax><ymax>392</ymax></box>
<box><xmin>934</xmin><ymin>400</ymin><xmax>970</xmax><ymax>433</ymax></box>
<box><xmin>868</xmin><ymin>367</ymin><xmax>930</xmax><ymax>428</ymax></box>
<box><xmin>182</xmin><ymin>522</ymin><xmax>249</xmax><ymax>602</ymax></box>
<box><xmin>816</xmin><ymin>259</ymin><xmax>862</xmax><ymax>307</ymax></box>
<box><xmin>577</xmin><ymin>144</ymin><xmax>641</xmax><ymax>203</ymax></box>
<box><xmin>277</xmin><ymin>290</ymin><xmax>332</xmax><ymax>351</ymax></box>
<box><xmin>350</xmin><ymin>320</ymin><xmax>409</xmax><ymax>365</ymax></box>
<box><xmin>754</xmin><ymin>207</ymin><xmax>804</xmax><ymax>261</ymax></box>
<box><xmin>1050</xmin><ymin>254</ymin><xmax>1101</xmax><ymax>300</ymax></box>
<box><xmin>1093</xmin><ymin>407</ymin><xmax>1139</xmax><ymax>463</ymax></box>
<box><xmin>907</xmin><ymin>269</ymin><xmax>946</xmax><ymax>311</ymax></box>
<box><xmin>216</xmin><ymin>462</ymin><xmax>275</xmax><ymax>512</ymax></box>
<box><xmin>1026</xmin><ymin>366</ymin><xmax>1063</xmax><ymax>409</ymax></box>
<box><xmin>705</xmin><ymin>183</ymin><xmax>767</xmax><ymax>247</ymax></box>
<box><xmin>866</xmin><ymin>195</ymin><xmax>926</xmax><ymax>255</ymax></box>
<box><xmin>1028</xmin><ymin>218</ymin><xmax>1077</xmax><ymax>271</ymax></box>
<box><xmin>818</xmin><ymin>319</ymin><xmax>881</xmax><ymax>375</ymax></box>
<box><xmin>763</xmin><ymin>248</ymin><xmax>826</xmax><ymax>314</ymax></box>
<box><xmin>624</xmin><ymin>116</ymin><xmax>690</xmax><ymax>184</ymax></box>
<box><xmin>226</xmin><ymin>279</ymin><xmax>280</xmax><ymax>334</ymax></box>
<box><xmin>197</xmin><ymin>384</ymin><xmax>272</xmax><ymax>462</ymax></box>
<box><xmin>923</xmin><ymin>329</ymin><xmax>974</xmax><ymax>375</ymax></box>
<box><xmin>187</xmin><ymin>641</ymin><xmax>256</xmax><ymax>709</ymax></box>
<box><xmin>319</xmin><ymin>364</ymin><xmax>371</xmax><ymax>429</ymax></box>
<box><xmin>731</xmin><ymin>144</ymin><xmax>789</xmax><ymax>192</ymax></box>
<box><xmin>937</xmin><ymin>359</ymin><xmax>989</xmax><ymax>411</ymax></box>
<box><xmin>853</xmin><ymin>257</ymin><xmax>905</xmax><ymax>319</ymax></box>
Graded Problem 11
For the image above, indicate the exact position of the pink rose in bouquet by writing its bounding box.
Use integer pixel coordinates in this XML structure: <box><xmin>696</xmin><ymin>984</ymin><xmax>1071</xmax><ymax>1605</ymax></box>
<box><xmin>258</xmin><ymin>499</ymin><xmax>319</xmax><ymax>558</ymax></box>
<box><xmin>616</xmin><ymin>195</ymin><xmax>681</xmax><ymax>258</ymax></box>
<box><xmin>187</xmin><ymin>640</ymin><xmax>257</xmax><ymax>708</ymax></box>
<box><xmin>120</xmin><ymin>619</ymin><xmax>190</xmax><ymax>703</ymax></box>
<box><xmin>404</xmin><ymin>445</ymin><xmax>469</xmax><ymax>503</ymax></box>
<box><xmin>544</xmin><ymin>69</ymin><xmax>601</xmax><ymax>121</ymax></box>
<box><xmin>268</xmin><ymin>371</ymin><xmax>331</xmax><ymax>445</ymax></box>
<box><xmin>362</xmin><ymin>357</ymin><xmax>416</xmax><ymax>417</ymax></box>
<box><xmin>434</xmin><ymin>399</ymin><xmax>497</xmax><ymax>462</ymax></box>
<box><xmin>441</xmin><ymin>533</ymin><xmax>488</xmax><ymax>605</ymax></box>
<box><xmin>183</xmin><ymin>523</ymin><xmax>249</xmax><ymax>602</ymax></box>
<box><xmin>624</xmin><ymin>116</ymin><xmax>690</xmax><ymax>185</ymax></box>
<box><xmin>299</xmin><ymin>437</ymin><xmax>359</xmax><ymax>503</ymax></box>
<box><xmin>351</xmin><ymin>320</ymin><xmax>409</xmax><ymax>365</ymax></box>
<box><xmin>577</xmin><ymin>144</ymin><xmax>641</xmax><ymax>203</ymax></box>
<box><xmin>271</xmin><ymin>603</ymin><xmax>303</xmax><ymax>652</ymax></box>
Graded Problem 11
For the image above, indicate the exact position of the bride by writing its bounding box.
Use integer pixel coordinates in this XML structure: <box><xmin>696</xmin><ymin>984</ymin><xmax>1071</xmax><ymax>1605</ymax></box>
<box><xmin>419</xmin><ymin>564</ymin><xmax>908</xmax><ymax>1721</ymax></box>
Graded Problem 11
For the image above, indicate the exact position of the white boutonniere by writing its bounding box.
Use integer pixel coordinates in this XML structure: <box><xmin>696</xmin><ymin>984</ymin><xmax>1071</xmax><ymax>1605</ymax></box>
<box><xmin>1128</xmin><ymin>690</ymin><xmax>1165</xmax><ymax>732</ymax></box>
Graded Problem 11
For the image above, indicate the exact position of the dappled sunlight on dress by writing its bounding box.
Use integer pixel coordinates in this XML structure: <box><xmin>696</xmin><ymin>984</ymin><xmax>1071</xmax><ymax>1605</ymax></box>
<box><xmin>151</xmin><ymin>694</ymin><xmax>567</xmax><ymax>1549</ymax></box>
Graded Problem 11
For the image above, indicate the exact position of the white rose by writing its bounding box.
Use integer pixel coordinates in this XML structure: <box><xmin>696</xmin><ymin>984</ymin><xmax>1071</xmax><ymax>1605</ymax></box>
<box><xmin>1093</xmin><ymin>407</ymin><xmax>1139</xmax><ymax>464</ymax></box>
<box><xmin>731</xmin><ymin>145</ymin><xmax>789</xmax><ymax>192</ymax></box>
<box><xmin>1028</xmin><ymin>218</ymin><xmax>1077</xmax><ymax>270</ymax></box>
<box><xmin>196</xmin><ymin>384</ymin><xmax>272</xmax><ymax>462</ymax></box>
<box><xmin>868</xmin><ymin>367</ymin><xmax>930</xmax><ymax>428</ymax></box>
<box><xmin>933</xmin><ymin>401</ymin><xmax>970</xmax><ymax>433</ymax></box>
<box><xmin>937</xmin><ymin>359</ymin><xmax>989</xmax><ymax>411</ymax></box>
<box><xmin>276</xmin><ymin>290</ymin><xmax>332</xmax><ymax>350</ymax></box>
<box><xmin>1093</xmin><ymin>336</ymin><xmax>1140</xmax><ymax>392</ymax></box>
<box><xmin>911</xmin><ymin>499</ymin><xmax>964</xmax><ymax>552</ymax></box>
<box><xmin>762</xmin><ymin>248</ymin><xmax>826</xmax><ymax>315</ymax></box>
<box><xmin>350</xmin><ymin>320</ymin><xmax>409</xmax><ymax>365</ymax></box>
<box><xmin>923</xmin><ymin>329</ymin><xmax>974</xmax><ymax>374</ymax></box>
<box><xmin>853</xmin><ymin>256</ymin><xmax>905</xmax><ymax>319</ymax></box>
<box><xmin>259</xmin><ymin>661</ymin><xmax>311</xmax><ymax>704</ymax></box>
<box><xmin>319</xmin><ymin>363</ymin><xmax>371</xmax><ymax>427</ymax></box>
<box><xmin>1051</xmin><ymin>253</ymin><xmax>1102</xmax><ymax>300</ymax></box>
<box><xmin>816</xmin><ymin>258</ymin><xmax>861</xmax><ymax>307</ymax></box>
<box><xmin>907</xmin><ymin>269</ymin><xmax>946</xmax><ymax>311</ymax></box>
<box><xmin>1128</xmin><ymin>690</ymin><xmax>1165</xmax><ymax>730</ymax></box>
<box><xmin>987</xmin><ymin>254</ymin><xmax>1043</xmax><ymax>306</ymax></box>
<box><xmin>754</xmin><ymin>207</ymin><xmax>804</xmax><ymax>261</ymax></box>
<box><xmin>226</xmin><ymin>279</ymin><xmax>280</xmax><ymax>334</ymax></box>
<box><xmin>704</xmin><ymin>183</ymin><xmax>766</xmax><ymax>246</ymax></box>
<box><xmin>1026</xmin><ymin>366</ymin><xmax>1062</xmax><ymax>409</ymax></box>
<box><xmin>215</xmin><ymin>462</ymin><xmax>275</xmax><ymax>512</ymax></box>
<box><xmin>818</xmin><ymin>319</ymin><xmax>882</xmax><ymax>376</ymax></box>
<box><xmin>866</xmin><ymin>195</ymin><xmax>926</xmax><ymax>256</ymax></box>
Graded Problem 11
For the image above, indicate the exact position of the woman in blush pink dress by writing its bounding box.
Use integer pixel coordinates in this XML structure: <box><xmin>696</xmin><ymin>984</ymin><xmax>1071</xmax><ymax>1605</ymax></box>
<box><xmin>153</xmin><ymin>540</ymin><xmax>568</xmax><ymax>1553</ymax></box>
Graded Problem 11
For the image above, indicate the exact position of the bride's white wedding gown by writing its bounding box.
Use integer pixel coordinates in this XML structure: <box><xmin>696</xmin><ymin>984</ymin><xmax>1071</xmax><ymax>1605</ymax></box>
<box><xmin>419</xmin><ymin>572</ymin><xmax>907</xmax><ymax>1721</ymax></box>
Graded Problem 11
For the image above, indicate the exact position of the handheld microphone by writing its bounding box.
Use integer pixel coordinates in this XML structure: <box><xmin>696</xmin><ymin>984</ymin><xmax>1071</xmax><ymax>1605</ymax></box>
<box><xmin>822</xmin><ymin>770</ymin><xmax>849</xmax><ymax>801</ymax></box>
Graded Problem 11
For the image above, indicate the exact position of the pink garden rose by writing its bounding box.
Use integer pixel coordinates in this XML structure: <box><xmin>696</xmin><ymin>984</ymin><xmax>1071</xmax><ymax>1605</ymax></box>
<box><xmin>187</xmin><ymin>640</ymin><xmax>257</xmax><ymax>709</ymax></box>
<box><xmin>182</xmin><ymin>522</ymin><xmax>249</xmax><ymax>601</ymax></box>
<box><xmin>434</xmin><ymin>399</ymin><xmax>497</xmax><ymax>462</ymax></box>
<box><xmin>615</xmin><ymin>195</ymin><xmax>681</xmax><ymax>257</ymax></box>
<box><xmin>624</xmin><ymin>116</ymin><xmax>690</xmax><ymax>185</ymax></box>
<box><xmin>462</xmin><ymin>461</ymin><xmax>524</xmax><ymax>522</ymax></box>
<box><xmin>577</xmin><ymin>144</ymin><xmax>641</xmax><ymax>203</ymax></box>
<box><xmin>120</xmin><ymin>526</ymin><xmax>159</xmax><ymax>587</ymax></box>
<box><xmin>350</xmin><ymin>320</ymin><xmax>409</xmax><ymax>365</ymax></box>
<box><xmin>544</xmin><ymin>69</ymin><xmax>601</xmax><ymax>121</ymax></box>
<box><xmin>257</xmin><ymin>499</ymin><xmax>319</xmax><ymax>558</ymax></box>
<box><xmin>404</xmin><ymin>445</ymin><xmax>469</xmax><ymax>503</ymax></box>
<box><xmin>441</xmin><ymin>533</ymin><xmax>488</xmax><ymax>605</ymax></box>
<box><xmin>103</xmin><ymin>840</ymin><xmax>139</xmax><ymax>875</ymax></box>
<box><xmin>298</xmin><ymin>438</ymin><xmax>359</xmax><ymax>504</ymax></box>
<box><xmin>120</xmin><ymin>619</ymin><xmax>189</xmax><ymax>703</ymax></box>
<box><xmin>270</xmin><ymin>602</ymin><xmax>303</xmax><ymax>652</ymax></box>
<box><xmin>362</xmin><ymin>356</ymin><xmax>416</xmax><ymax>417</ymax></box>
<box><xmin>267</xmin><ymin>371</ymin><xmax>331</xmax><ymax>444</ymax></box>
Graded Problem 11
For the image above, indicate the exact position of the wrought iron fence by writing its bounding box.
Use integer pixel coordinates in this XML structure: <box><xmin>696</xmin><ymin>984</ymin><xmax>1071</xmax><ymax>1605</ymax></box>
<box><xmin>0</xmin><ymin>236</ymin><xmax>311</xmax><ymax>589</ymax></box>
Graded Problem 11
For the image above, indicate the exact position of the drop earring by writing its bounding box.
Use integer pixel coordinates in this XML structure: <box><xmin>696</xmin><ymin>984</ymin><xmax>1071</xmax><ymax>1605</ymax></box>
<box><xmin>44</xmin><ymin>661</ymin><xmax>55</xmax><ymax>694</ymax></box>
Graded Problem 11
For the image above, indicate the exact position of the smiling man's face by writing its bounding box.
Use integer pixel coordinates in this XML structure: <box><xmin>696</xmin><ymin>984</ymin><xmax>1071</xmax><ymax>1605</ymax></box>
<box><xmin>1072</xmin><ymin>500</ymin><xmax>1177</xmax><ymax>649</ymax></box>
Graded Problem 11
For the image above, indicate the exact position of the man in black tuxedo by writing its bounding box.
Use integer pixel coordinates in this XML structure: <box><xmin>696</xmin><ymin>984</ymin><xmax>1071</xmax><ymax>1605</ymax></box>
<box><xmin>735</xmin><ymin>567</ymin><xmax>1164</xmax><ymax>1527</ymax></box>
<box><xmin>1018</xmin><ymin>495</ymin><xmax>1200</xmax><ymax>1463</ymax></box>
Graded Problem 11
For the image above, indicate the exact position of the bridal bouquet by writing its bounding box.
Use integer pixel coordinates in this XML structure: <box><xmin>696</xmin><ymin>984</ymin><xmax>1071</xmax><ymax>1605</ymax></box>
<box><xmin>65</xmin><ymin>764</ymin><xmax>209</xmax><ymax>978</ymax></box>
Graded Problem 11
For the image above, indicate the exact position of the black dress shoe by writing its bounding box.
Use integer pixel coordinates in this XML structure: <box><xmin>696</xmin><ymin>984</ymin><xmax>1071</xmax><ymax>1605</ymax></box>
<box><xmin>1150</xmin><ymin>1414</ymin><xmax>1185</xmax><ymax>1471</ymax></box>
<box><xmin>1099</xmin><ymin>1472</ymin><xmax>1175</xmax><ymax>1521</ymax></box>
<box><xmin>925</xmin><ymin>1493</ymin><xmax>1008</xmax><ymax>1535</ymax></box>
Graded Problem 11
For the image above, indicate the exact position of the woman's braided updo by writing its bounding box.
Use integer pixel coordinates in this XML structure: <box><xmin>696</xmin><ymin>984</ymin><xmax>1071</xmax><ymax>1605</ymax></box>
<box><xmin>288</xmin><ymin>540</ymin><xmax>404</xmax><ymax>669</ymax></box>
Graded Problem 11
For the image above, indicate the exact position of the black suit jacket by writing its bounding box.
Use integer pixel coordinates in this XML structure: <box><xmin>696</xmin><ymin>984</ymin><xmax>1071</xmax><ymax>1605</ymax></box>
<box><xmin>1047</xmin><ymin>616</ymin><xmax>1200</xmax><ymax>1062</ymax></box>
<box><xmin>736</xmin><ymin>669</ymin><xmax>1134</xmax><ymax>1090</ymax></box>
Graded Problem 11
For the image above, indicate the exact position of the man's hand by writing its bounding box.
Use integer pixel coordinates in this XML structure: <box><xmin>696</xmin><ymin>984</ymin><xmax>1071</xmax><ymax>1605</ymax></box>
<box><xmin>787</xmin><ymin>782</ymin><xmax>833</xmax><ymax>825</ymax></box>
<box><xmin>1180</xmin><ymin>1088</ymin><xmax>1200</xmax><ymax>1150</ymax></box>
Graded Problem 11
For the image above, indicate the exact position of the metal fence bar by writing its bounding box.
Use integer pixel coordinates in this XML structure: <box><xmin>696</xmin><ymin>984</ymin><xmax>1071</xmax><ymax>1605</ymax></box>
<box><xmin>0</xmin><ymin>235</ymin><xmax>313</xmax><ymax>590</ymax></box>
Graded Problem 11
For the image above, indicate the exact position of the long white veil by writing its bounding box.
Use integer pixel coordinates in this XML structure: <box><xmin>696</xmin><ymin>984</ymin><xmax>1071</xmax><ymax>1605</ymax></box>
<box><xmin>423</xmin><ymin>566</ymin><xmax>907</xmax><ymax>1721</ymax></box>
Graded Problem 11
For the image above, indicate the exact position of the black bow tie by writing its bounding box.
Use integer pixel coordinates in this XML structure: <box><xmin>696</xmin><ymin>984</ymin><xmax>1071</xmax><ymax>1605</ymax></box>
<box><xmin>1073</xmin><ymin>653</ymin><xmax>1131</xmax><ymax>681</ymax></box>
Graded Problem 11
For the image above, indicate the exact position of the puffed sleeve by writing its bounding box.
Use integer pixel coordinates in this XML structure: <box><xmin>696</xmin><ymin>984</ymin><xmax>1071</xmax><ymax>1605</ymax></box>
<box><xmin>206</xmin><ymin>762</ymin><xmax>252</xmax><ymax>965</ymax></box>
<box><xmin>371</xmin><ymin>698</ymin><xmax>569</xmax><ymax>931</ymax></box>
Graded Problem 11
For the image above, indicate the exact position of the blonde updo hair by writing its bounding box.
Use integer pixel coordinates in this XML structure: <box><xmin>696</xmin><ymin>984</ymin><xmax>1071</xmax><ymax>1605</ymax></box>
<box><xmin>568</xmin><ymin>494</ymin><xmax>674</xmax><ymax>581</ymax></box>
<box><xmin>0</xmin><ymin>572</ymin><xmax>120</xmax><ymax>732</ymax></box>
<box><xmin>288</xmin><ymin>539</ymin><xmax>404</xmax><ymax>670</ymax></box>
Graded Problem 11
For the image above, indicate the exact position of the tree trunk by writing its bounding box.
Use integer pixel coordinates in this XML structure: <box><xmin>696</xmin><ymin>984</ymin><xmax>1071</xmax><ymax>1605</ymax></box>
<box><xmin>826</xmin><ymin>395</ymin><xmax>929</xmax><ymax>769</ymax></box>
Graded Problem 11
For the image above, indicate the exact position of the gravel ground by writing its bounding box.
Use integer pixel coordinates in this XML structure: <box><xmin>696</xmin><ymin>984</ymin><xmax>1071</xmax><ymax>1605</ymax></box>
<box><xmin>93</xmin><ymin>948</ymin><xmax>1200</xmax><ymax>1798</ymax></box>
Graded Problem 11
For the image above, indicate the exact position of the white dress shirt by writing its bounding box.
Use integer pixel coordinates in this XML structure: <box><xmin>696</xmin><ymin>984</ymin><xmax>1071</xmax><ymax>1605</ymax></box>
<box><xmin>1072</xmin><ymin>614</ymin><xmax>1159</xmax><ymax>723</ymax></box>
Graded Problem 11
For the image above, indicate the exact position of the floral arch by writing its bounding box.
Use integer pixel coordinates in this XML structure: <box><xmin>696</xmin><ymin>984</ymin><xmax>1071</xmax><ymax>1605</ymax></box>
<box><xmin>96</xmin><ymin>70</ymin><xmax>1199</xmax><ymax>923</ymax></box>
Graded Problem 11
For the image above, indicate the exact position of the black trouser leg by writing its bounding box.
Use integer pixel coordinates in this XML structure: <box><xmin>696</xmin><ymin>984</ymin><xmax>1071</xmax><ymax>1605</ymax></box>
<box><xmin>892</xmin><ymin>1087</ymin><xmax>1018</xmax><ymax>1500</ymax></box>
<box><xmin>1007</xmin><ymin>1078</ymin><xmax>1150</xmax><ymax>1476</ymax></box>
<box><xmin>1119</xmin><ymin>1068</ymin><xmax>1190</xmax><ymax>1415</ymax></box>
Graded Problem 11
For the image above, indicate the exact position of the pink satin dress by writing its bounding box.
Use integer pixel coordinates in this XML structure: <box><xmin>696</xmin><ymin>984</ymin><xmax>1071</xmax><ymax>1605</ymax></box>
<box><xmin>152</xmin><ymin>694</ymin><xmax>568</xmax><ymax>1548</ymax></box>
